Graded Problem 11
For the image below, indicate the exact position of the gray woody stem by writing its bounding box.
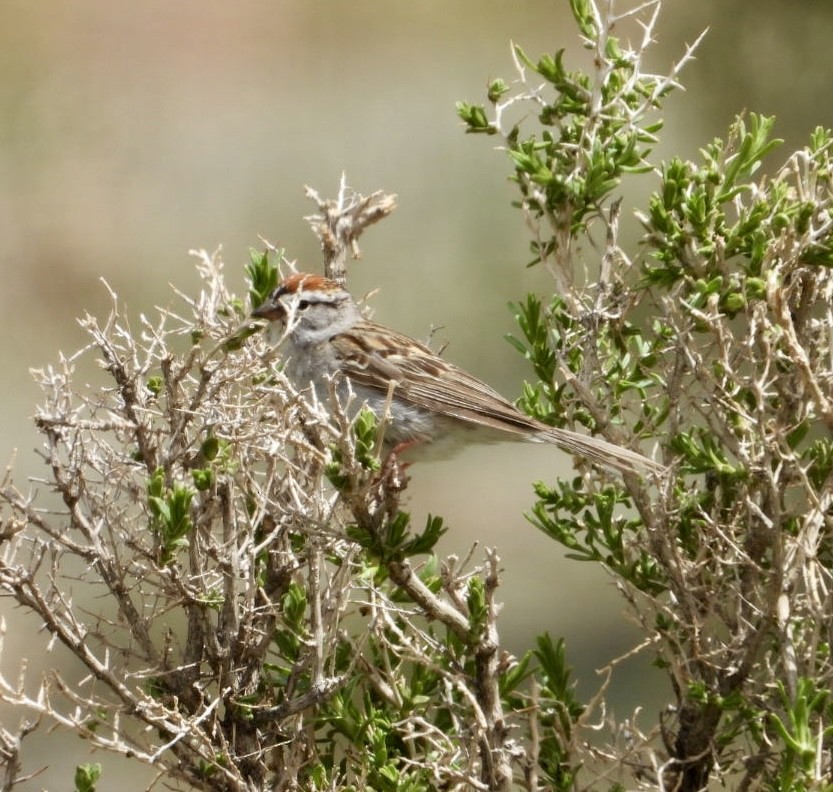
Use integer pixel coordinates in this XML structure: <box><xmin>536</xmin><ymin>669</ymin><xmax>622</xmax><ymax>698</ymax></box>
<box><xmin>304</xmin><ymin>174</ymin><xmax>397</xmax><ymax>285</ymax></box>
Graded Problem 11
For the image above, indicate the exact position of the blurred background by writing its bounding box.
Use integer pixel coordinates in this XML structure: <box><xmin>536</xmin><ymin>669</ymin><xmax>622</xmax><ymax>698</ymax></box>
<box><xmin>2</xmin><ymin>0</ymin><xmax>832</xmax><ymax>786</ymax></box>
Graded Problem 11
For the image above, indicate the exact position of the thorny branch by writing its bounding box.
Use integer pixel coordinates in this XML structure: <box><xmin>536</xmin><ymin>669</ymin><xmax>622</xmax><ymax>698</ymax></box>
<box><xmin>0</xmin><ymin>191</ymin><xmax>536</xmax><ymax>791</ymax></box>
<box><xmin>3</xmin><ymin>0</ymin><xmax>832</xmax><ymax>785</ymax></box>
<box><xmin>462</xmin><ymin>0</ymin><xmax>833</xmax><ymax>786</ymax></box>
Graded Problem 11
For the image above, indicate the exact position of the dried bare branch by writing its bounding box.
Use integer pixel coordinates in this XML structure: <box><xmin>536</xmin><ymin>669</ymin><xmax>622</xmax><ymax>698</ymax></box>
<box><xmin>304</xmin><ymin>174</ymin><xmax>397</xmax><ymax>284</ymax></box>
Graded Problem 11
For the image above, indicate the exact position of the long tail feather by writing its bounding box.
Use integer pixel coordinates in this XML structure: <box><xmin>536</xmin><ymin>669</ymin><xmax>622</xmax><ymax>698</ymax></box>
<box><xmin>537</xmin><ymin>426</ymin><xmax>664</xmax><ymax>477</ymax></box>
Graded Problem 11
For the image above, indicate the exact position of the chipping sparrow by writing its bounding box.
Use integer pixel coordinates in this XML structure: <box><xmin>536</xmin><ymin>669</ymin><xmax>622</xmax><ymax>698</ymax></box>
<box><xmin>251</xmin><ymin>273</ymin><xmax>661</xmax><ymax>475</ymax></box>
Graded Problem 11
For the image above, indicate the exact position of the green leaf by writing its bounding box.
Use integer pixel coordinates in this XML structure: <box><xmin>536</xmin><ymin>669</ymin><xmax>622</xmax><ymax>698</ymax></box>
<box><xmin>487</xmin><ymin>78</ymin><xmax>510</xmax><ymax>103</ymax></box>
<box><xmin>201</xmin><ymin>437</ymin><xmax>220</xmax><ymax>461</ymax></box>
<box><xmin>146</xmin><ymin>375</ymin><xmax>163</xmax><ymax>396</ymax></box>
<box><xmin>669</xmin><ymin>429</ymin><xmax>745</xmax><ymax>477</ymax></box>
<box><xmin>74</xmin><ymin>763</ymin><xmax>102</xmax><ymax>792</ymax></box>
<box><xmin>467</xmin><ymin>577</ymin><xmax>486</xmax><ymax>636</ymax></box>
<box><xmin>191</xmin><ymin>468</ymin><xmax>213</xmax><ymax>491</ymax></box>
<box><xmin>281</xmin><ymin>582</ymin><xmax>307</xmax><ymax>630</ymax></box>
<box><xmin>535</xmin><ymin>633</ymin><xmax>584</xmax><ymax>723</ymax></box>
<box><xmin>512</xmin><ymin>43</ymin><xmax>536</xmax><ymax>71</ymax></box>
<box><xmin>147</xmin><ymin>470</ymin><xmax>195</xmax><ymax>565</ymax></box>
<box><xmin>568</xmin><ymin>0</ymin><xmax>596</xmax><ymax>38</ymax></box>
<box><xmin>499</xmin><ymin>651</ymin><xmax>534</xmax><ymax>696</ymax></box>
<box><xmin>246</xmin><ymin>247</ymin><xmax>280</xmax><ymax>310</ymax></box>
<box><xmin>353</xmin><ymin>407</ymin><xmax>381</xmax><ymax>471</ymax></box>
<box><xmin>456</xmin><ymin>101</ymin><xmax>496</xmax><ymax>135</ymax></box>
<box><xmin>402</xmin><ymin>515</ymin><xmax>447</xmax><ymax>556</ymax></box>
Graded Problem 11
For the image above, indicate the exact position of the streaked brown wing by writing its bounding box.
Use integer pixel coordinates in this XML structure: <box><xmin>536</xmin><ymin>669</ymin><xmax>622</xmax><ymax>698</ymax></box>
<box><xmin>330</xmin><ymin>320</ymin><xmax>541</xmax><ymax>437</ymax></box>
<box><xmin>329</xmin><ymin>320</ymin><xmax>664</xmax><ymax>476</ymax></box>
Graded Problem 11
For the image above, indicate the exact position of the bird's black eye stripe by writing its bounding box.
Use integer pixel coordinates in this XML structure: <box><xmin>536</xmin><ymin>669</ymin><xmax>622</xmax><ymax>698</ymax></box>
<box><xmin>297</xmin><ymin>299</ymin><xmax>310</xmax><ymax>310</ymax></box>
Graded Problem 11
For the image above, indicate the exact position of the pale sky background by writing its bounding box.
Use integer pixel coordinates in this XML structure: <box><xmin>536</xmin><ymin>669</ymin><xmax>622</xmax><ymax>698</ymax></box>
<box><xmin>1</xmin><ymin>1</ymin><xmax>832</xmax><ymax>786</ymax></box>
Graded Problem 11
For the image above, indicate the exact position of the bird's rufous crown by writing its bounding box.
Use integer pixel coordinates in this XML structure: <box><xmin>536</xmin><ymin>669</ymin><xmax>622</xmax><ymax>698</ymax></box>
<box><xmin>276</xmin><ymin>273</ymin><xmax>344</xmax><ymax>297</ymax></box>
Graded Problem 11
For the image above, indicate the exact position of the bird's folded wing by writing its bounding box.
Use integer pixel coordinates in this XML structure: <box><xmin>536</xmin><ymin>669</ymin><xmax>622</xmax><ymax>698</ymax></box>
<box><xmin>331</xmin><ymin>321</ymin><xmax>664</xmax><ymax>476</ymax></box>
<box><xmin>331</xmin><ymin>321</ymin><xmax>554</xmax><ymax>436</ymax></box>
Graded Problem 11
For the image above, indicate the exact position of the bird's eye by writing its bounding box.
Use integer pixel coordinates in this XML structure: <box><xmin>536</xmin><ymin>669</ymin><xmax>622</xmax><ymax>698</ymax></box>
<box><xmin>297</xmin><ymin>300</ymin><xmax>310</xmax><ymax>311</ymax></box>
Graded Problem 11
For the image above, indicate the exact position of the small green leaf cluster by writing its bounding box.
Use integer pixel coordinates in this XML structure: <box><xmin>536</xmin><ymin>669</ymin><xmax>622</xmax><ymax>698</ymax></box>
<box><xmin>221</xmin><ymin>247</ymin><xmax>282</xmax><ymax>352</ymax></box>
<box><xmin>529</xmin><ymin>479</ymin><xmax>664</xmax><ymax>595</ymax></box>
<box><xmin>643</xmin><ymin>114</ymin><xmax>784</xmax><ymax>284</ymax></box>
<box><xmin>669</xmin><ymin>428</ymin><xmax>746</xmax><ymax>478</ymax></box>
<box><xmin>264</xmin><ymin>581</ymin><xmax>308</xmax><ymax>674</ymax></box>
<box><xmin>326</xmin><ymin>407</ymin><xmax>382</xmax><ymax>490</ymax></box>
<box><xmin>197</xmin><ymin>753</ymin><xmax>228</xmax><ymax>780</ymax></box>
<box><xmin>533</xmin><ymin>634</ymin><xmax>584</xmax><ymax>790</ymax></box>
<box><xmin>455</xmin><ymin>101</ymin><xmax>496</xmax><ymax>135</ymax></box>
<box><xmin>346</xmin><ymin>513</ymin><xmax>446</xmax><ymax>573</ymax></box>
<box><xmin>145</xmin><ymin>375</ymin><xmax>164</xmax><ymax>397</ymax></box>
<box><xmin>769</xmin><ymin>678</ymin><xmax>833</xmax><ymax>788</ymax></box>
<box><xmin>246</xmin><ymin>247</ymin><xmax>280</xmax><ymax>311</ymax></box>
<box><xmin>147</xmin><ymin>467</ymin><xmax>195</xmax><ymax>566</ymax></box>
<box><xmin>459</xmin><ymin>1</ymin><xmax>663</xmax><ymax>245</ymax></box>
<box><xmin>74</xmin><ymin>763</ymin><xmax>101</xmax><ymax>792</ymax></box>
<box><xmin>191</xmin><ymin>435</ymin><xmax>235</xmax><ymax>492</ymax></box>
<box><xmin>317</xmin><ymin>690</ymin><xmax>437</xmax><ymax>791</ymax></box>
<box><xmin>509</xmin><ymin>293</ymin><xmax>668</xmax><ymax>436</ymax></box>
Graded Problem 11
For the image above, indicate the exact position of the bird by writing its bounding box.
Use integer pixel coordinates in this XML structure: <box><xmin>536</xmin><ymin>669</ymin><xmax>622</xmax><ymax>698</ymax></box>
<box><xmin>251</xmin><ymin>272</ymin><xmax>661</xmax><ymax>476</ymax></box>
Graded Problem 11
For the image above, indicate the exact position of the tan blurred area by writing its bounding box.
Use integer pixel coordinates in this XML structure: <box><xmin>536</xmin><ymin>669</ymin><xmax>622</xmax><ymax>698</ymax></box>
<box><xmin>1</xmin><ymin>1</ymin><xmax>832</xmax><ymax>787</ymax></box>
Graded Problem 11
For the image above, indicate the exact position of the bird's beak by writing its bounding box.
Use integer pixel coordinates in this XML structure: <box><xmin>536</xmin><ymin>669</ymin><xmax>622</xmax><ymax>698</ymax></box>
<box><xmin>251</xmin><ymin>301</ymin><xmax>285</xmax><ymax>321</ymax></box>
